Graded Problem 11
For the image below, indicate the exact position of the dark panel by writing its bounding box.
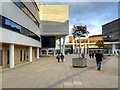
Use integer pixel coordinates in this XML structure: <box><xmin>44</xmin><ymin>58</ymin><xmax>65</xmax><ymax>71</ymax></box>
<box><xmin>42</xmin><ymin>36</ymin><xmax>55</xmax><ymax>48</ymax></box>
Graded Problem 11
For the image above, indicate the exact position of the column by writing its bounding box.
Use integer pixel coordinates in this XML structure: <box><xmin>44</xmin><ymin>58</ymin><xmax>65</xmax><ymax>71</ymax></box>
<box><xmin>87</xmin><ymin>38</ymin><xmax>90</xmax><ymax>54</ymax></box>
<box><xmin>78</xmin><ymin>47</ymin><xmax>79</xmax><ymax>54</ymax></box>
<box><xmin>37</xmin><ymin>47</ymin><xmax>39</xmax><ymax>59</ymax></box>
<box><xmin>53</xmin><ymin>48</ymin><xmax>56</xmax><ymax>56</ymax></box>
<box><xmin>112</xmin><ymin>44</ymin><xmax>116</xmax><ymax>54</ymax></box>
<box><xmin>72</xmin><ymin>39</ymin><xmax>75</xmax><ymax>54</ymax></box>
<box><xmin>29</xmin><ymin>46</ymin><xmax>32</xmax><ymax>62</ymax></box>
<box><xmin>9</xmin><ymin>44</ymin><xmax>14</xmax><ymax>68</ymax></box>
<box><xmin>81</xmin><ymin>47</ymin><xmax>84</xmax><ymax>54</ymax></box>
<box><xmin>59</xmin><ymin>38</ymin><xmax>62</xmax><ymax>53</ymax></box>
<box><xmin>46</xmin><ymin>49</ymin><xmax>49</xmax><ymax>55</ymax></box>
<box><xmin>62</xmin><ymin>37</ymin><xmax>65</xmax><ymax>55</ymax></box>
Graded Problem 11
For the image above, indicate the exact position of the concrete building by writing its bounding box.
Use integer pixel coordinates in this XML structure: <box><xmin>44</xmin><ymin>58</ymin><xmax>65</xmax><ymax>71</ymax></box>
<box><xmin>0</xmin><ymin>1</ymin><xmax>69</xmax><ymax>68</ymax></box>
<box><xmin>102</xmin><ymin>18</ymin><xmax>120</xmax><ymax>54</ymax></box>
<box><xmin>39</xmin><ymin>5</ymin><xmax>69</xmax><ymax>55</ymax></box>
<box><xmin>0</xmin><ymin>0</ymin><xmax>41</xmax><ymax>68</ymax></box>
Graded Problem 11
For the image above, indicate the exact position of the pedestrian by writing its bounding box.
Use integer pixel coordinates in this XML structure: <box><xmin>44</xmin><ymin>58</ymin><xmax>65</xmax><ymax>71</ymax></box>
<box><xmin>61</xmin><ymin>53</ymin><xmax>64</xmax><ymax>62</ymax></box>
<box><xmin>81</xmin><ymin>52</ymin><xmax>85</xmax><ymax>58</ymax></box>
<box><xmin>92</xmin><ymin>52</ymin><xmax>94</xmax><ymax>58</ymax></box>
<box><xmin>89</xmin><ymin>52</ymin><xmax>92</xmax><ymax>59</ymax></box>
<box><xmin>95</xmin><ymin>50</ymin><xmax>103</xmax><ymax>71</ymax></box>
<box><xmin>56</xmin><ymin>53</ymin><xmax>60</xmax><ymax>62</ymax></box>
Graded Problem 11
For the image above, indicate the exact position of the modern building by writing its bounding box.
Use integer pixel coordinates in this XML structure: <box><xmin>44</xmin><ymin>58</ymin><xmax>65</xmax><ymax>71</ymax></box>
<box><xmin>0</xmin><ymin>1</ymin><xmax>69</xmax><ymax>68</ymax></box>
<box><xmin>0</xmin><ymin>0</ymin><xmax>41</xmax><ymax>68</ymax></box>
<box><xmin>65</xmin><ymin>35</ymin><xmax>110</xmax><ymax>54</ymax></box>
<box><xmin>102</xmin><ymin>18</ymin><xmax>120</xmax><ymax>54</ymax></box>
<box><xmin>39</xmin><ymin>5</ymin><xmax>69</xmax><ymax>55</ymax></box>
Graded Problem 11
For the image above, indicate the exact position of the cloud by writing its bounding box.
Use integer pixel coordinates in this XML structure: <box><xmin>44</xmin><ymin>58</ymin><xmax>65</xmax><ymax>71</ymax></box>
<box><xmin>69</xmin><ymin>2</ymin><xmax>118</xmax><ymax>25</ymax></box>
<box><xmin>87</xmin><ymin>24</ymin><xmax>102</xmax><ymax>36</ymax></box>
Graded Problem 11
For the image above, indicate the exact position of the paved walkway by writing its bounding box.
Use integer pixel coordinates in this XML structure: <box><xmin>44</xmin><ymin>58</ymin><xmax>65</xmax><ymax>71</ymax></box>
<box><xmin>2</xmin><ymin>54</ymin><xmax>118</xmax><ymax>88</ymax></box>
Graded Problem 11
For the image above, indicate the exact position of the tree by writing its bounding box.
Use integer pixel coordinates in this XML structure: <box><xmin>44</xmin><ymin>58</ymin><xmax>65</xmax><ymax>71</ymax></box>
<box><xmin>71</xmin><ymin>25</ymin><xmax>89</xmax><ymax>57</ymax></box>
<box><xmin>96</xmin><ymin>40</ymin><xmax>105</xmax><ymax>48</ymax></box>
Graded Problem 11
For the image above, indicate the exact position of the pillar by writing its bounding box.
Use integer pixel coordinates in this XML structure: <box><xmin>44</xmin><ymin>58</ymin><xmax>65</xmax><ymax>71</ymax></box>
<box><xmin>37</xmin><ymin>47</ymin><xmax>39</xmax><ymax>59</ymax></box>
<box><xmin>62</xmin><ymin>37</ymin><xmax>65</xmax><ymax>55</ymax></box>
<box><xmin>53</xmin><ymin>48</ymin><xmax>56</xmax><ymax>56</ymax></box>
<box><xmin>59</xmin><ymin>38</ymin><xmax>62</xmax><ymax>53</ymax></box>
<box><xmin>81</xmin><ymin>47</ymin><xmax>84</xmax><ymax>54</ymax></box>
<box><xmin>87</xmin><ymin>38</ymin><xmax>90</xmax><ymax>54</ymax></box>
<box><xmin>78</xmin><ymin>47</ymin><xmax>79</xmax><ymax>54</ymax></box>
<box><xmin>72</xmin><ymin>39</ymin><xmax>75</xmax><ymax>54</ymax></box>
<box><xmin>9</xmin><ymin>44</ymin><xmax>14</xmax><ymax>68</ymax></box>
<box><xmin>112</xmin><ymin>44</ymin><xmax>116</xmax><ymax>54</ymax></box>
<box><xmin>46</xmin><ymin>49</ymin><xmax>49</xmax><ymax>55</ymax></box>
<box><xmin>29</xmin><ymin>46</ymin><xmax>32</xmax><ymax>62</ymax></box>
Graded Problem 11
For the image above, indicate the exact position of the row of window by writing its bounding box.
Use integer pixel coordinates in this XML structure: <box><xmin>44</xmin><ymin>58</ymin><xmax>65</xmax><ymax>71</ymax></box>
<box><xmin>109</xmin><ymin>33</ymin><xmax>120</xmax><ymax>37</ymax></box>
<box><xmin>1</xmin><ymin>16</ymin><xmax>40</xmax><ymax>42</ymax></box>
<box><xmin>12</xmin><ymin>0</ymin><xmax>39</xmax><ymax>27</ymax></box>
<box><xmin>102</xmin><ymin>23</ymin><xmax>118</xmax><ymax>30</ymax></box>
<box><xmin>103</xmin><ymin>29</ymin><xmax>119</xmax><ymax>35</ymax></box>
<box><xmin>31</xmin><ymin>0</ymin><xmax>39</xmax><ymax>11</ymax></box>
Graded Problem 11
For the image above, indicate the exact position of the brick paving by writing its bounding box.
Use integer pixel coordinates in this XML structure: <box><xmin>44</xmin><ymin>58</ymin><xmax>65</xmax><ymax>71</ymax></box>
<box><xmin>2</xmin><ymin>54</ymin><xmax>118</xmax><ymax>88</ymax></box>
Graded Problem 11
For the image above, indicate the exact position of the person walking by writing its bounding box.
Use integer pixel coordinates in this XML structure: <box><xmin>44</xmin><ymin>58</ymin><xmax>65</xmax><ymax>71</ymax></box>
<box><xmin>89</xmin><ymin>52</ymin><xmax>92</xmax><ymax>59</ymax></box>
<box><xmin>95</xmin><ymin>50</ymin><xmax>103</xmax><ymax>71</ymax></box>
<box><xmin>56</xmin><ymin>53</ymin><xmax>61</xmax><ymax>62</ymax></box>
<box><xmin>92</xmin><ymin>52</ymin><xmax>94</xmax><ymax>58</ymax></box>
<box><xmin>81</xmin><ymin>52</ymin><xmax>85</xmax><ymax>58</ymax></box>
<box><xmin>61</xmin><ymin>53</ymin><xmax>64</xmax><ymax>62</ymax></box>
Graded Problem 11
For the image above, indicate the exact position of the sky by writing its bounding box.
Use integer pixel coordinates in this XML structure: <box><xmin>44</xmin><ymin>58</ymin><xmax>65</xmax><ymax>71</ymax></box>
<box><xmin>40</xmin><ymin>1</ymin><xmax>118</xmax><ymax>42</ymax></box>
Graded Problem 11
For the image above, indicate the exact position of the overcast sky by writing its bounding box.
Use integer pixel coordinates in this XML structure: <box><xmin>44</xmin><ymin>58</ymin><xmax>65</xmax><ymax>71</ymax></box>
<box><xmin>41</xmin><ymin>2</ymin><xmax>118</xmax><ymax>41</ymax></box>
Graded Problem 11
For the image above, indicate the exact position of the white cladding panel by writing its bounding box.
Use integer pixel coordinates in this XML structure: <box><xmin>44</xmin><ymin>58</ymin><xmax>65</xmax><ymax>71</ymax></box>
<box><xmin>2</xmin><ymin>0</ymin><xmax>40</xmax><ymax>36</ymax></box>
<box><xmin>41</xmin><ymin>20</ymin><xmax>69</xmax><ymax>36</ymax></box>
<box><xmin>23</xmin><ymin>2</ymin><xmax>40</xmax><ymax>23</ymax></box>
<box><xmin>1</xmin><ymin>28</ymin><xmax>41</xmax><ymax>47</ymax></box>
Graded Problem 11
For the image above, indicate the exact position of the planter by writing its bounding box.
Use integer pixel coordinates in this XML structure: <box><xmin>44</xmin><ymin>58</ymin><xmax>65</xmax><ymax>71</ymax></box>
<box><xmin>72</xmin><ymin>58</ymin><xmax>87</xmax><ymax>68</ymax></box>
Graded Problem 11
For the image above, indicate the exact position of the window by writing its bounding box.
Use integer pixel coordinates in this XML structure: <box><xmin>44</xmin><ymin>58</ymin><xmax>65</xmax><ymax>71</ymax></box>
<box><xmin>13</xmin><ymin>1</ymin><xmax>39</xmax><ymax>27</ymax></box>
<box><xmin>2</xmin><ymin>16</ymin><xmax>40</xmax><ymax>41</ymax></box>
<box><xmin>20</xmin><ymin>50</ymin><xmax>22</xmax><ymax>61</ymax></box>
<box><xmin>0</xmin><ymin>15</ymin><xmax>2</xmax><ymax>27</ymax></box>
<box><xmin>0</xmin><ymin>49</ymin><xmax>2</xmax><ymax>65</ymax></box>
<box><xmin>24</xmin><ymin>50</ymin><xmax>26</xmax><ymax>60</ymax></box>
<box><xmin>7</xmin><ymin>50</ymin><xmax>9</xmax><ymax>65</ymax></box>
<box><xmin>31</xmin><ymin>0</ymin><xmax>39</xmax><ymax>11</ymax></box>
<box><xmin>35</xmin><ymin>50</ymin><xmax>37</xmax><ymax>57</ymax></box>
<box><xmin>5</xmin><ymin>19</ymin><xmax>11</xmax><ymax>26</ymax></box>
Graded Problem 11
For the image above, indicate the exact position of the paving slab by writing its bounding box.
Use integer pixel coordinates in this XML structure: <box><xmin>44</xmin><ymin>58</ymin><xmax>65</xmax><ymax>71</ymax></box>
<box><xmin>2</xmin><ymin>55</ymin><xmax>118</xmax><ymax>88</ymax></box>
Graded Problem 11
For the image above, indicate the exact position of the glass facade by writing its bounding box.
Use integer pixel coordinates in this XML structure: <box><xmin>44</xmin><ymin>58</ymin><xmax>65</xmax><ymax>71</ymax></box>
<box><xmin>13</xmin><ymin>1</ymin><xmax>39</xmax><ymax>27</ymax></box>
<box><xmin>102</xmin><ymin>19</ymin><xmax>120</xmax><ymax>42</ymax></box>
<box><xmin>1</xmin><ymin>15</ymin><xmax>40</xmax><ymax>41</ymax></box>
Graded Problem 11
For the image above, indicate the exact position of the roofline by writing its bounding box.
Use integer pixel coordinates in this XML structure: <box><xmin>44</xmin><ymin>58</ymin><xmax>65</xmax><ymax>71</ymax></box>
<box><xmin>102</xmin><ymin>18</ymin><xmax>120</xmax><ymax>27</ymax></box>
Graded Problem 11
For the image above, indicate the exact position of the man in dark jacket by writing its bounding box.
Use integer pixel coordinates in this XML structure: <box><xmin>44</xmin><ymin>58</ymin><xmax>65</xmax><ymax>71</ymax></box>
<box><xmin>61</xmin><ymin>53</ymin><xmax>64</xmax><ymax>62</ymax></box>
<box><xmin>56</xmin><ymin>53</ymin><xmax>60</xmax><ymax>62</ymax></box>
<box><xmin>95</xmin><ymin>50</ymin><xmax>103</xmax><ymax>71</ymax></box>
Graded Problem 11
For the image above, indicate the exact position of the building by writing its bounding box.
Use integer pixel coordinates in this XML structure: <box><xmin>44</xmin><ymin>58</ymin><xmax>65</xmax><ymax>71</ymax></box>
<box><xmin>65</xmin><ymin>35</ymin><xmax>110</xmax><ymax>54</ymax></box>
<box><xmin>39</xmin><ymin>5</ymin><xmax>69</xmax><ymax>55</ymax></box>
<box><xmin>102</xmin><ymin>18</ymin><xmax>120</xmax><ymax>54</ymax></box>
<box><xmin>0</xmin><ymin>1</ymin><xmax>69</xmax><ymax>68</ymax></box>
<box><xmin>0</xmin><ymin>0</ymin><xmax>41</xmax><ymax>68</ymax></box>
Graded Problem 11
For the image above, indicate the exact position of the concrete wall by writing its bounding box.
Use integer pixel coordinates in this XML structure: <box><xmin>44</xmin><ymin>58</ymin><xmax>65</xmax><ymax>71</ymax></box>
<box><xmin>1</xmin><ymin>28</ymin><xmax>41</xmax><ymax>48</ymax></box>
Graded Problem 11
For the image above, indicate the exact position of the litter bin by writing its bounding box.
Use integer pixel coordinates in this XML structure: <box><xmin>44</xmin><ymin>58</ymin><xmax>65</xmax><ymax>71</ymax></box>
<box><xmin>72</xmin><ymin>58</ymin><xmax>87</xmax><ymax>68</ymax></box>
